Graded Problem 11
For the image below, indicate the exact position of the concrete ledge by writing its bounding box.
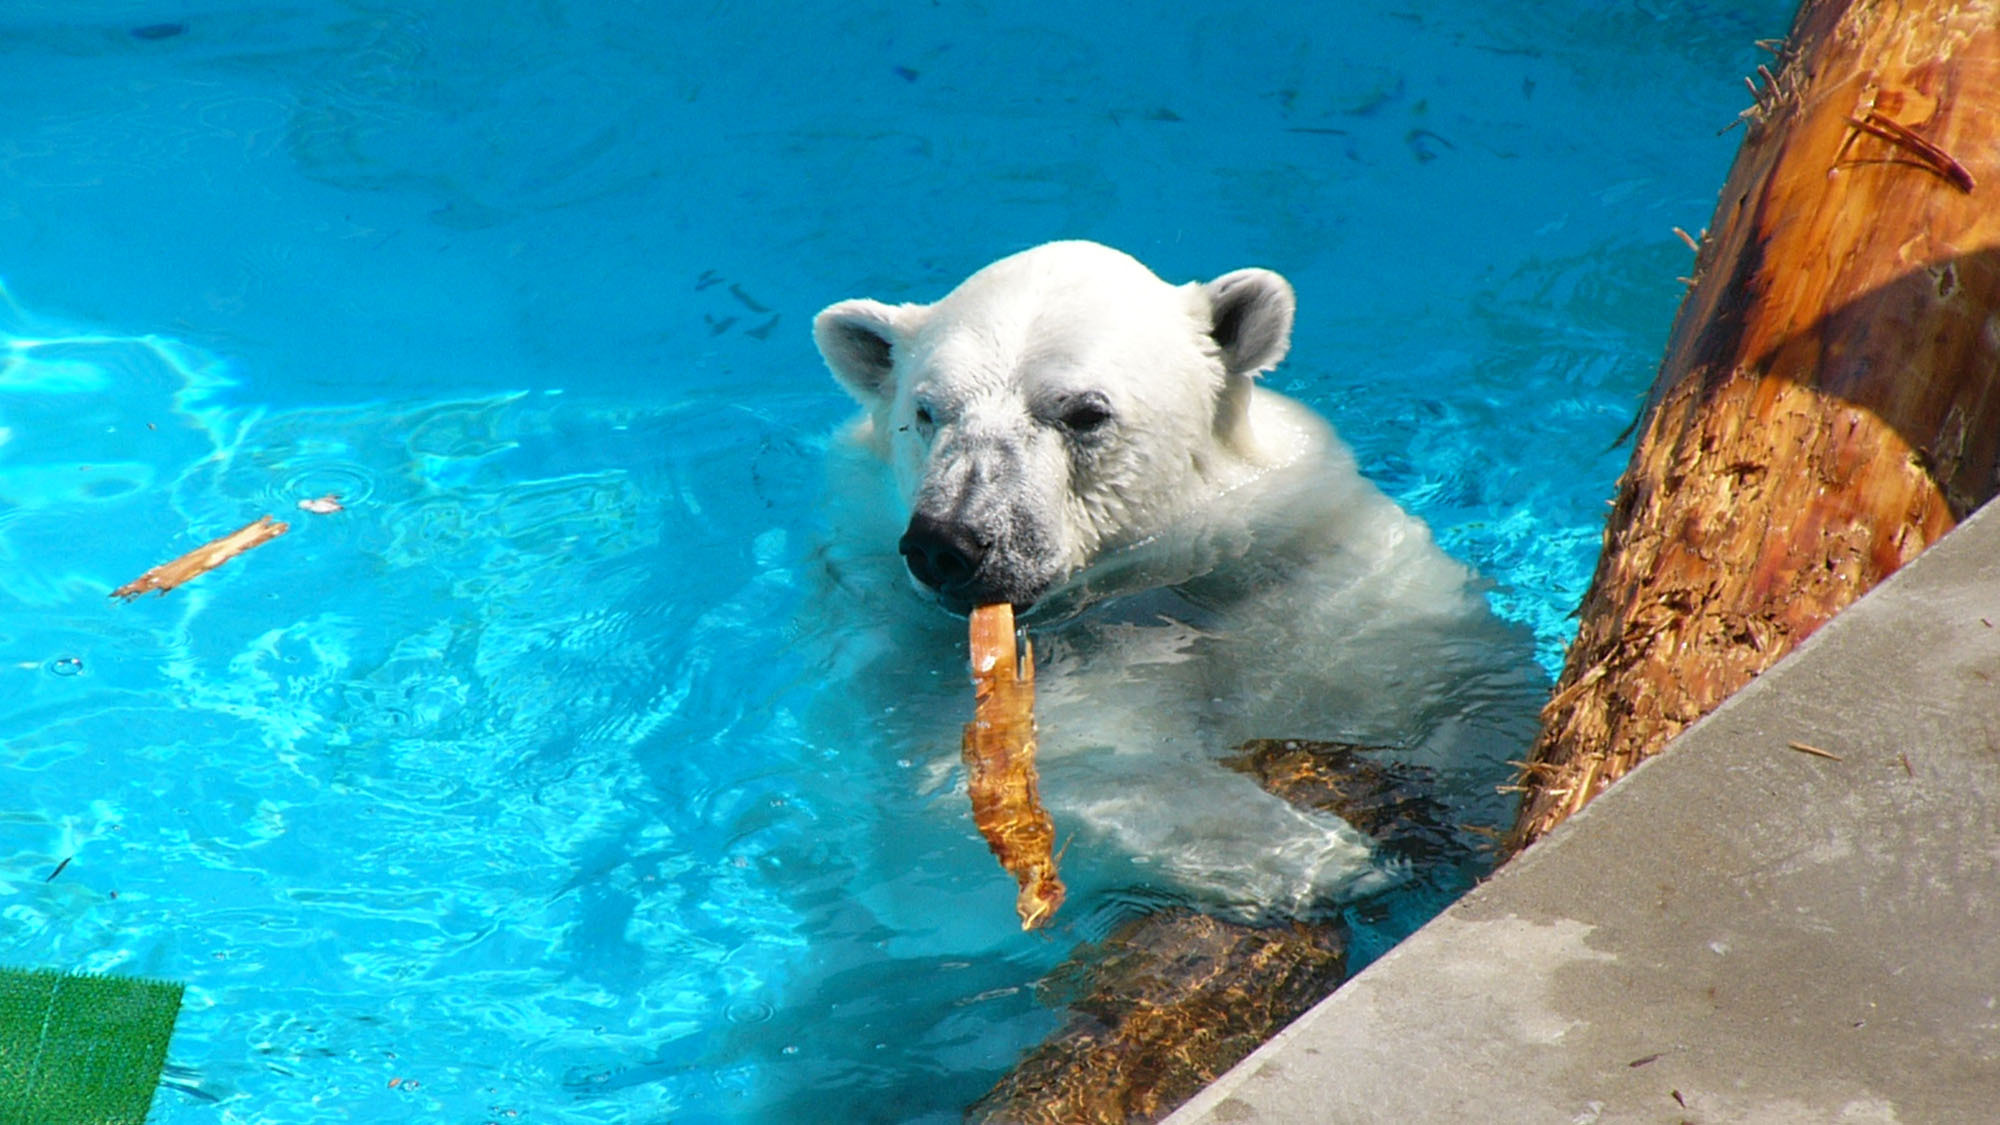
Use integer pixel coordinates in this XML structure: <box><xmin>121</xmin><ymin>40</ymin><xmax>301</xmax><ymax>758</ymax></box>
<box><xmin>1167</xmin><ymin>499</ymin><xmax>2000</xmax><ymax>1124</ymax></box>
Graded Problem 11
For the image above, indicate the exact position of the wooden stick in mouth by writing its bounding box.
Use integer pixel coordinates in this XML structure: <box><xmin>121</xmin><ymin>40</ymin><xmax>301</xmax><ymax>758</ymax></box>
<box><xmin>962</xmin><ymin>602</ymin><xmax>1065</xmax><ymax>929</ymax></box>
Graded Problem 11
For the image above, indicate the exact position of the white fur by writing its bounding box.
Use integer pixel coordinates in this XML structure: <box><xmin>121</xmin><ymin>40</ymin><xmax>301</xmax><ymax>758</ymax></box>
<box><xmin>811</xmin><ymin>242</ymin><xmax>1536</xmax><ymax>919</ymax></box>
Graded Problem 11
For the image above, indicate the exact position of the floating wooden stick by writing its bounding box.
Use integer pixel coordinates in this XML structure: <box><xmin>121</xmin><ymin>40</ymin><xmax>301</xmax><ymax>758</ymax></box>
<box><xmin>111</xmin><ymin>515</ymin><xmax>289</xmax><ymax>601</ymax></box>
<box><xmin>962</xmin><ymin>602</ymin><xmax>1065</xmax><ymax>929</ymax></box>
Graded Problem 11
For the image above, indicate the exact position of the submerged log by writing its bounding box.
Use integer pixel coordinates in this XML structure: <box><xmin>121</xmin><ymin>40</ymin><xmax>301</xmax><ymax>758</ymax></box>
<box><xmin>1223</xmin><ymin>739</ymin><xmax>1461</xmax><ymax>865</ymax></box>
<box><xmin>1510</xmin><ymin>1</ymin><xmax>2000</xmax><ymax>849</ymax></box>
<box><xmin>967</xmin><ymin>908</ymin><xmax>1347</xmax><ymax>1125</ymax></box>
<box><xmin>969</xmin><ymin>741</ymin><xmax>1460</xmax><ymax>1125</ymax></box>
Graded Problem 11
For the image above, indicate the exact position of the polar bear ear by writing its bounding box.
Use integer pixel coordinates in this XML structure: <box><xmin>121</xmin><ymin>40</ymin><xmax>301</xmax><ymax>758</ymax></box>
<box><xmin>814</xmin><ymin>298</ymin><xmax>926</xmax><ymax>409</ymax></box>
<box><xmin>1202</xmin><ymin>269</ymin><xmax>1295</xmax><ymax>378</ymax></box>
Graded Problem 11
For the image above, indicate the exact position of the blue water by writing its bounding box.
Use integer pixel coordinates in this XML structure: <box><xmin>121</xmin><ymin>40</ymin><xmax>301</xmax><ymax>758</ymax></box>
<box><xmin>1</xmin><ymin>2</ymin><xmax>1793</xmax><ymax>1121</ymax></box>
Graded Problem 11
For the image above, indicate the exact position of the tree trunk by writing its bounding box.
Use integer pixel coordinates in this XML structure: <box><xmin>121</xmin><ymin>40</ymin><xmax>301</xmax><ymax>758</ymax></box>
<box><xmin>1509</xmin><ymin>0</ymin><xmax>2000</xmax><ymax>850</ymax></box>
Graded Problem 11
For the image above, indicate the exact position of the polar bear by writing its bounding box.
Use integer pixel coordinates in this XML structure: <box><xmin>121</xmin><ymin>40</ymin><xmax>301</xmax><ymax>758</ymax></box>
<box><xmin>811</xmin><ymin>241</ymin><xmax>1536</xmax><ymax>919</ymax></box>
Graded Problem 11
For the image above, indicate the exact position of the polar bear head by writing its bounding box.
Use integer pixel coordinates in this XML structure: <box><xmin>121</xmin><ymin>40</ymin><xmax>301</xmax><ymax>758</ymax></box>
<box><xmin>814</xmin><ymin>241</ymin><xmax>1297</xmax><ymax>616</ymax></box>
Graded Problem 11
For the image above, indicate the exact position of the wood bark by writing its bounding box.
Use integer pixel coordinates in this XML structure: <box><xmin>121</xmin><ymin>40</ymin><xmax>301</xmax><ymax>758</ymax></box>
<box><xmin>1510</xmin><ymin>0</ymin><xmax>2000</xmax><ymax>850</ymax></box>
<box><xmin>967</xmin><ymin>908</ymin><xmax>1348</xmax><ymax>1125</ymax></box>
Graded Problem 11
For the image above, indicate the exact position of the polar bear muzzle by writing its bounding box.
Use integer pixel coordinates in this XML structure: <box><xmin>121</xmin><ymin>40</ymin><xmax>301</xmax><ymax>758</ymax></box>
<box><xmin>897</xmin><ymin>502</ymin><xmax>1060</xmax><ymax>614</ymax></box>
<box><xmin>898</xmin><ymin>511</ymin><xmax>986</xmax><ymax>601</ymax></box>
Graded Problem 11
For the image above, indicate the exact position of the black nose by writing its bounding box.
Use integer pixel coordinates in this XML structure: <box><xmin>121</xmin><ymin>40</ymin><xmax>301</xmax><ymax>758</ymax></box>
<box><xmin>898</xmin><ymin>512</ymin><xmax>989</xmax><ymax>593</ymax></box>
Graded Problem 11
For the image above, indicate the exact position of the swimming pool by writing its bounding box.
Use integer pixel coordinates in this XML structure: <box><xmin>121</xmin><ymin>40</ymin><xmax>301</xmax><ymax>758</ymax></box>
<box><xmin>1</xmin><ymin>2</ymin><xmax>1793</xmax><ymax>1120</ymax></box>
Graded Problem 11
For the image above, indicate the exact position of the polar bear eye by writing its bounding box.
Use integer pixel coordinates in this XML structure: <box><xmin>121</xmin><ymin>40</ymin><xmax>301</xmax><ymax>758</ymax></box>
<box><xmin>912</xmin><ymin>404</ymin><xmax>935</xmax><ymax>429</ymax></box>
<box><xmin>1057</xmin><ymin>394</ymin><xmax>1114</xmax><ymax>434</ymax></box>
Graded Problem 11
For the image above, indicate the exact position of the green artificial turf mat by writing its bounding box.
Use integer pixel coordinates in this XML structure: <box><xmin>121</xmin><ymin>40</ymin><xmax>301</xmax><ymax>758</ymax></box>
<box><xmin>0</xmin><ymin>967</ymin><xmax>184</xmax><ymax>1125</ymax></box>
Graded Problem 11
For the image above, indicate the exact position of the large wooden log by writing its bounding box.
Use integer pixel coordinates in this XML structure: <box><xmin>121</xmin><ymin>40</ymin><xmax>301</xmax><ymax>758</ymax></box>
<box><xmin>1510</xmin><ymin>0</ymin><xmax>2000</xmax><ymax>849</ymax></box>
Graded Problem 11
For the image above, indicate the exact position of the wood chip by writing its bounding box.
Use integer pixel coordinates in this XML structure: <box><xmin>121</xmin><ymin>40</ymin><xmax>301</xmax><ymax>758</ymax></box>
<box><xmin>111</xmin><ymin>515</ymin><xmax>289</xmax><ymax>601</ymax></box>
<box><xmin>1786</xmin><ymin>740</ymin><xmax>1843</xmax><ymax>761</ymax></box>
<box><xmin>962</xmin><ymin>602</ymin><xmax>1065</xmax><ymax>929</ymax></box>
